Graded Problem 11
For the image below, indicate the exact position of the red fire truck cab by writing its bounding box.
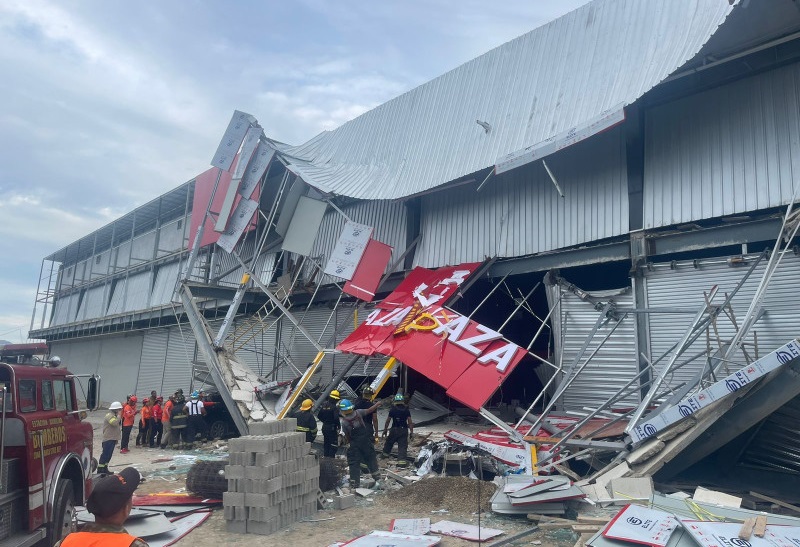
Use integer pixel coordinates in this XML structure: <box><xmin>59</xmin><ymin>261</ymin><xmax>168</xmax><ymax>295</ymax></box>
<box><xmin>0</xmin><ymin>359</ymin><xmax>99</xmax><ymax>546</ymax></box>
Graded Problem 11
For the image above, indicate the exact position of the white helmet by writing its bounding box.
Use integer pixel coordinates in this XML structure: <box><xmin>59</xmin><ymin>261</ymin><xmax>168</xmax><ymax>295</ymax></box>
<box><xmin>109</xmin><ymin>401</ymin><xmax>123</xmax><ymax>410</ymax></box>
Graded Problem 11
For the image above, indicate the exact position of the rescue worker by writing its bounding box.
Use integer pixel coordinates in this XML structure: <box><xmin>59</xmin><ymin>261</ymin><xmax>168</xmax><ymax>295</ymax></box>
<box><xmin>354</xmin><ymin>385</ymin><xmax>380</xmax><ymax>442</ymax></box>
<box><xmin>317</xmin><ymin>389</ymin><xmax>341</xmax><ymax>457</ymax></box>
<box><xmin>339</xmin><ymin>398</ymin><xmax>381</xmax><ymax>489</ymax></box>
<box><xmin>382</xmin><ymin>393</ymin><xmax>414</xmax><ymax>466</ymax></box>
<box><xmin>135</xmin><ymin>399</ymin><xmax>151</xmax><ymax>447</ymax></box>
<box><xmin>149</xmin><ymin>390</ymin><xmax>158</xmax><ymax>408</ymax></box>
<box><xmin>354</xmin><ymin>385</ymin><xmax>380</xmax><ymax>473</ymax></box>
<box><xmin>170</xmin><ymin>391</ymin><xmax>187</xmax><ymax>449</ymax></box>
<box><xmin>149</xmin><ymin>396</ymin><xmax>163</xmax><ymax>448</ymax></box>
<box><xmin>56</xmin><ymin>467</ymin><xmax>148</xmax><ymax>547</ymax></box>
<box><xmin>120</xmin><ymin>396</ymin><xmax>137</xmax><ymax>454</ymax></box>
<box><xmin>97</xmin><ymin>401</ymin><xmax>122</xmax><ymax>474</ymax></box>
<box><xmin>291</xmin><ymin>399</ymin><xmax>318</xmax><ymax>443</ymax></box>
<box><xmin>183</xmin><ymin>390</ymin><xmax>207</xmax><ymax>447</ymax></box>
<box><xmin>159</xmin><ymin>394</ymin><xmax>174</xmax><ymax>449</ymax></box>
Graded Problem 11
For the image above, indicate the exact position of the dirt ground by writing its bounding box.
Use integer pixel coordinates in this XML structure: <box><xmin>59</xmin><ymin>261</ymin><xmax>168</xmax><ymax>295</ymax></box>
<box><xmin>90</xmin><ymin>413</ymin><xmax>588</xmax><ymax>547</ymax></box>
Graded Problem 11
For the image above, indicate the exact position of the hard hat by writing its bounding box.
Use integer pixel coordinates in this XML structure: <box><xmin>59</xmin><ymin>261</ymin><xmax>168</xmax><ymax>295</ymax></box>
<box><xmin>191</xmin><ymin>390</ymin><xmax>200</xmax><ymax>399</ymax></box>
<box><xmin>156</xmin><ymin>396</ymin><xmax>163</xmax><ymax>402</ymax></box>
<box><xmin>393</xmin><ymin>393</ymin><xmax>406</xmax><ymax>405</ymax></box>
<box><xmin>300</xmin><ymin>399</ymin><xmax>313</xmax><ymax>411</ymax></box>
<box><xmin>129</xmin><ymin>396</ymin><xmax>138</xmax><ymax>403</ymax></box>
<box><xmin>362</xmin><ymin>385</ymin><xmax>374</xmax><ymax>395</ymax></box>
<box><xmin>109</xmin><ymin>401</ymin><xmax>123</xmax><ymax>410</ymax></box>
<box><xmin>329</xmin><ymin>390</ymin><xmax>340</xmax><ymax>400</ymax></box>
<box><xmin>338</xmin><ymin>399</ymin><xmax>354</xmax><ymax>414</ymax></box>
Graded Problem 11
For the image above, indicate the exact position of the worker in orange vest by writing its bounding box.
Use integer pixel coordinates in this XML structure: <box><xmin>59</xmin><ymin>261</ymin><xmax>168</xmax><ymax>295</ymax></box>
<box><xmin>159</xmin><ymin>394</ymin><xmax>174</xmax><ymax>449</ymax></box>
<box><xmin>56</xmin><ymin>467</ymin><xmax>148</xmax><ymax>547</ymax></box>
<box><xmin>120</xmin><ymin>396</ymin><xmax>137</xmax><ymax>454</ymax></box>
<box><xmin>135</xmin><ymin>400</ymin><xmax>152</xmax><ymax>447</ymax></box>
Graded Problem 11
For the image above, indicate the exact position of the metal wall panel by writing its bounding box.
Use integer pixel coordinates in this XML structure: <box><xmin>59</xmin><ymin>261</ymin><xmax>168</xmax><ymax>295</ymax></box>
<box><xmin>52</xmin><ymin>334</ymin><xmax>143</xmax><ymax>403</ymax></box>
<box><xmin>75</xmin><ymin>285</ymin><xmax>107</xmax><ymax>321</ymax></box>
<box><xmin>60</xmin><ymin>263</ymin><xmax>76</xmax><ymax>289</ymax></box>
<box><xmin>74</xmin><ymin>260</ymin><xmax>89</xmax><ymax>285</ymax></box>
<box><xmin>644</xmin><ymin>253</ymin><xmax>800</xmax><ymax>391</ymax></box>
<box><xmin>157</xmin><ymin>218</ymin><xmax>186</xmax><ymax>255</ymax></box>
<box><xmin>644</xmin><ymin>62</ymin><xmax>800</xmax><ymax>228</ymax></box>
<box><xmin>138</xmin><ymin>330</ymin><xmax>169</xmax><ymax>395</ymax></box>
<box><xmin>51</xmin><ymin>293</ymin><xmax>80</xmax><ymax>325</ymax></box>
<box><xmin>124</xmin><ymin>271</ymin><xmax>153</xmax><ymax>312</ymax></box>
<box><xmin>107</xmin><ymin>278</ymin><xmax>127</xmax><ymax>316</ymax></box>
<box><xmin>548</xmin><ymin>283</ymin><xmax>640</xmax><ymax>411</ymax></box>
<box><xmin>304</xmin><ymin>200</ymin><xmax>407</xmax><ymax>286</ymax></box>
<box><xmin>90</xmin><ymin>250</ymin><xmax>111</xmax><ymax>280</ymax></box>
<box><xmin>151</xmin><ymin>260</ymin><xmax>181</xmax><ymax>307</ymax></box>
<box><xmin>162</xmin><ymin>326</ymin><xmax>197</xmax><ymax>397</ymax></box>
<box><xmin>416</xmin><ymin>127</ymin><xmax>628</xmax><ymax>266</ymax></box>
<box><xmin>115</xmin><ymin>241</ymin><xmax>132</xmax><ymax>270</ymax></box>
<box><xmin>131</xmin><ymin>231</ymin><xmax>156</xmax><ymax>264</ymax></box>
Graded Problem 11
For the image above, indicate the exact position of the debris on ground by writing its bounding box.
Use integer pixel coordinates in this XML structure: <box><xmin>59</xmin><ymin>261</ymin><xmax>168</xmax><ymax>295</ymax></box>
<box><xmin>381</xmin><ymin>476</ymin><xmax>496</xmax><ymax>514</ymax></box>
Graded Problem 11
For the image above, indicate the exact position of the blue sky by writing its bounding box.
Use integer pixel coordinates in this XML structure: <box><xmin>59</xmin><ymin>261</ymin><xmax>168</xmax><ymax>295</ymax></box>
<box><xmin>0</xmin><ymin>0</ymin><xmax>590</xmax><ymax>343</ymax></box>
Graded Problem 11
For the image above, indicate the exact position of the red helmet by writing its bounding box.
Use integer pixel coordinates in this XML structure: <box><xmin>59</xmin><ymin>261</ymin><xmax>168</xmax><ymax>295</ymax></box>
<box><xmin>129</xmin><ymin>396</ymin><xmax>138</xmax><ymax>403</ymax></box>
<box><xmin>156</xmin><ymin>396</ymin><xmax>163</xmax><ymax>402</ymax></box>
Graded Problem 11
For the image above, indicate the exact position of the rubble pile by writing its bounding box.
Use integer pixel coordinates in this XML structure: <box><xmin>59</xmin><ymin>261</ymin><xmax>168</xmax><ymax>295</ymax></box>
<box><xmin>223</xmin><ymin>418</ymin><xmax>320</xmax><ymax>535</ymax></box>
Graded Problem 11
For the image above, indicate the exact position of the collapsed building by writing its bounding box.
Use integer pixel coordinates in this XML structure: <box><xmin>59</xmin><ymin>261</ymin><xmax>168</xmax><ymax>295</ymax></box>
<box><xmin>28</xmin><ymin>0</ymin><xmax>800</xmax><ymax>497</ymax></box>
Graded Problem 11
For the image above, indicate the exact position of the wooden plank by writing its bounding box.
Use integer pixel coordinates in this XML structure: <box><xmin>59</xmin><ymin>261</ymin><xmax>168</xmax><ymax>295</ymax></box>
<box><xmin>754</xmin><ymin>515</ymin><xmax>768</xmax><ymax>538</ymax></box>
<box><xmin>573</xmin><ymin>533</ymin><xmax>595</xmax><ymax>547</ymax></box>
<box><xmin>537</xmin><ymin>522</ymin><xmax>574</xmax><ymax>530</ymax></box>
<box><xmin>554</xmin><ymin>463</ymin><xmax>581</xmax><ymax>481</ymax></box>
<box><xmin>526</xmin><ymin>514</ymin><xmax>574</xmax><ymax>524</ymax></box>
<box><xmin>575</xmin><ymin>516</ymin><xmax>611</xmax><ymax>525</ymax></box>
<box><xmin>571</xmin><ymin>525</ymin><xmax>602</xmax><ymax>533</ymax></box>
<box><xmin>749</xmin><ymin>491</ymin><xmax>800</xmax><ymax>516</ymax></box>
<box><xmin>738</xmin><ymin>517</ymin><xmax>755</xmax><ymax>540</ymax></box>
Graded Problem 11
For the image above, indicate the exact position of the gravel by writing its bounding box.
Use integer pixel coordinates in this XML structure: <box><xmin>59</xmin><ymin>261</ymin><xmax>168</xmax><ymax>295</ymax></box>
<box><xmin>380</xmin><ymin>476</ymin><xmax>496</xmax><ymax>514</ymax></box>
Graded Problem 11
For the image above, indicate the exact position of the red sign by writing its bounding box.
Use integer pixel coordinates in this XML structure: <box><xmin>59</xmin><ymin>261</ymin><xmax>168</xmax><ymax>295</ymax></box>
<box><xmin>337</xmin><ymin>263</ymin><xmax>525</xmax><ymax>411</ymax></box>
<box><xmin>188</xmin><ymin>158</ymin><xmax>260</xmax><ymax>250</ymax></box>
<box><xmin>343</xmin><ymin>239</ymin><xmax>394</xmax><ymax>301</ymax></box>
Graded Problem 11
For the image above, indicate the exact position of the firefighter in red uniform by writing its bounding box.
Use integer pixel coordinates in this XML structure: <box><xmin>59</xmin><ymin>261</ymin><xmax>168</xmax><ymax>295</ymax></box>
<box><xmin>56</xmin><ymin>467</ymin><xmax>148</xmax><ymax>547</ymax></box>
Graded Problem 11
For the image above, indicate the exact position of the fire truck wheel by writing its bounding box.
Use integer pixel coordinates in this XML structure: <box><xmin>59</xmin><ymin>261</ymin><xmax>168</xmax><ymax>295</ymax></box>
<box><xmin>49</xmin><ymin>478</ymin><xmax>75</xmax><ymax>543</ymax></box>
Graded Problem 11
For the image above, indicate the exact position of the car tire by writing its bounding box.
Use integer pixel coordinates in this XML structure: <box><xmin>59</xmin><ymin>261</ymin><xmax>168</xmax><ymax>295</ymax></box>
<box><xmin>209</xmin><ymin>420</ymin><xmax>227</xmax><ymax>440</ymax></box>
<box><xmin>49</xmin><ymin>478</ymin><xmax>75</xmax><ymax>544</ymax></box>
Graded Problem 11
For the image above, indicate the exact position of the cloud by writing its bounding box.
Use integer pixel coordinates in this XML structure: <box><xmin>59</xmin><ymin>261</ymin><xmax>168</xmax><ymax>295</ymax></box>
<box><xmin>0</xmin><ymin>0</ymin><xmax>591</xmax><ymax>341</ymax></box>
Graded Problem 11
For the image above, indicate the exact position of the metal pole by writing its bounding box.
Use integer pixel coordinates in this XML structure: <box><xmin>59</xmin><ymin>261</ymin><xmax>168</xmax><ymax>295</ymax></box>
<box><xmin>527</xmin><ymin>304</ymin><xmax>614</xmax><ymax>433</ymax></box>
<box><xmin>498</xmin><ymin>283</ymin><xmax>540</xmax><ymax>332</ymax></box>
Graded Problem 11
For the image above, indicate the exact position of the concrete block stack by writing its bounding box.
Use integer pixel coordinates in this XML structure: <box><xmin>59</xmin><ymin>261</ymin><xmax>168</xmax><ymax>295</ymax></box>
<box><xmin>223</xmin><ymin>418</ymin><xmax>321</xmax><ymax>535</ymax></box>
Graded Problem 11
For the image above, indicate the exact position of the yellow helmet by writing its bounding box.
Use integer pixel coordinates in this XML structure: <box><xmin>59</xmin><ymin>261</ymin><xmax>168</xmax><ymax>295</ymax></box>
<box><xmin>329</xmin><ymin>390</ymin><xmax>341</xmax><ymax>400</ymax></box>
<box><xmin>300</xmin><ymin>399</ymin><xmax>313</xmax><ymax>411</ymax></box>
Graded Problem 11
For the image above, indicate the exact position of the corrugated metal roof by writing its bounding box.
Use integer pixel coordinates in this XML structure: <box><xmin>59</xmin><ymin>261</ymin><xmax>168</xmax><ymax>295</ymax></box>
<box><xmin>273</xmin><ymin>0</ymin><xmax>734</xmax><ymax>200</ymax></box>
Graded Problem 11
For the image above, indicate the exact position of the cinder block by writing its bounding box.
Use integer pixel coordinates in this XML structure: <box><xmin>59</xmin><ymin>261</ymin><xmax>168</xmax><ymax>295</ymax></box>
<box><xmin>222</xmin><ymin>491</ymin><xmax>244</xmax><ymax>506</ymax></box>
<box><xmin>235</xmin><ymin>506</ymin><xmax>248</xmax><ymax>521</ymax></box>
<box><xmin>227</xmin><ymin>478</ymin><xmax>240</xmax><ymax>492</ymax></box>
<box><xmin>245</xmin><ymin>436</ymin><xmax>273</xmax><ymax>453</ymax></box>
<box><xmin>228</xmin><ymin>437</ymin><xmax>247</xmax><ymax>452</ymax></box>
<box><xmin>223</xmin><ymin>505</ymin><xmax>235</xmax><ymax>520</ymax></box>
<box><xmin>224</xmin><ymin>465</ymin><xmax>245</xmax><ymax>479</ymax></box>
<box><xmin>255</xmin><ymin>451</ymin><xmax>279</xmax><ymax>467</ymax></box>
<box><xmin>247</xmin><ymin>519</ymin><xmax>278</xmax><ymax>535</ymax></box>
<box><xmin>248</xmin><ymin>505</ymin><xmax>279</xmax><ymax>522</ymax></box>
<box><xmin>265</xmin><ymin>476</ymin><xmax>282</xmax><ymax>494</ymax></box>
<box><xmin>244</xmin><ymin>492</ymin><xmax>269</xmax><ymax>507</ymax></box>
<box><xmin>333</xmin><ymin>494</ymin><xmax>355</xmax><ymax>510</ymax></box>
<box><xmin>305</xmin><ymin>466</ymin><xmax>320</xmax><ymax>480</ymax></box>
<box><xmin>225</xmin><ymin>519</ymin><xmax>247</xmax><ymax>534</ymax></box>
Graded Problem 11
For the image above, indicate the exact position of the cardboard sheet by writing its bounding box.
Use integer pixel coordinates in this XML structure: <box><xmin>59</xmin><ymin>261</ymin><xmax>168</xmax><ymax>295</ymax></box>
<box><xmin>430</xmin><ymin>520</ymin><xmax>504</xmax><ymax>542</ymax></box>
<box><xmin>390</xmin><ymin>518</ymin><xmax>431</xmax><ymax>535</ymax></box>
<box><xmin>342</xmin><ymin>530</ymin><xmax>441</xmax><ymax>546</ymax></box>
<box><xmin>602</xmin><ymin>505</ymin><xmax>679</xmax><ymax>547</ymax></box>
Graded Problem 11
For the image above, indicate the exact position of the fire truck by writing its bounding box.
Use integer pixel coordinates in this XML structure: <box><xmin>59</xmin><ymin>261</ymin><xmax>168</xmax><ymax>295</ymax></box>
<box><xmin>0</xmin><ymin>356</ymin><xmax>99</xmax><ymax>546</ymax></box>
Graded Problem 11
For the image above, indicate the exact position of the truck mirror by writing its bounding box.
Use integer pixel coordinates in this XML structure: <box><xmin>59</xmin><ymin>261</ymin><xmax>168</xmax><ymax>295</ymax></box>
<box><xmin>87</xmin><ymin>376</ymin><xmax>100</xmax><ymax>411</ymax></box>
